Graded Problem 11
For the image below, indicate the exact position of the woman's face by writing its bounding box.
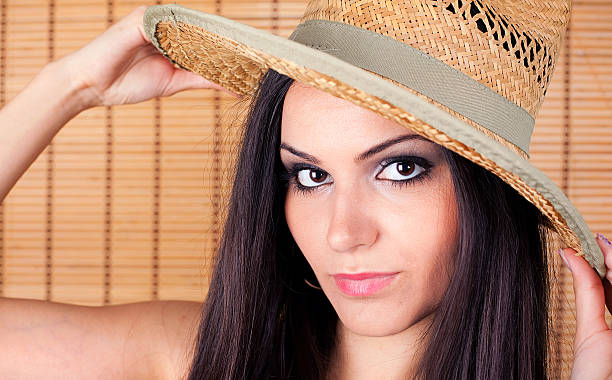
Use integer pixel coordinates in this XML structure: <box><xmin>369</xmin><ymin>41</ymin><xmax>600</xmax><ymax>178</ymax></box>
<box><xmin>280</xmin><ymin>81</ymin><xmax>459</xmax><ymax>337</ymax></box>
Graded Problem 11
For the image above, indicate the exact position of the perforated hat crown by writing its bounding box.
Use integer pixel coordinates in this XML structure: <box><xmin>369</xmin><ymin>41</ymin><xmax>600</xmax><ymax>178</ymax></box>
<box><xmin>143</xmin><ymin>0</ymin><xmax>605</xmax><ymax>277</ymax></box>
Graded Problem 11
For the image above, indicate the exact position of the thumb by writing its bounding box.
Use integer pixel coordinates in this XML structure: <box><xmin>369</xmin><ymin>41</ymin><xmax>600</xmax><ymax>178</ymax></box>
<box><xmin>560</xmin><ymin>247</ymin><xmax>609</xmax><ymax>346</ymax></box>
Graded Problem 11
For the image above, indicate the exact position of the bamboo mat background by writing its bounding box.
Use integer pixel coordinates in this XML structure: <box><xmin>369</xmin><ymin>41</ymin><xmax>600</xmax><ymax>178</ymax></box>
<box><xmin>0</xmin><ymin>0</ymin><xmax>610</xmax><ymax>378</ymax></box>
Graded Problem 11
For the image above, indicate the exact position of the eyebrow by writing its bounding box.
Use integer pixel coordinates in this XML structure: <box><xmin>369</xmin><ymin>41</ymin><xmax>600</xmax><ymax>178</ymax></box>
<box><xmin>280</xmin><ymin>133</ymin><xmax>432</xmax><ymax>164</ymax></box>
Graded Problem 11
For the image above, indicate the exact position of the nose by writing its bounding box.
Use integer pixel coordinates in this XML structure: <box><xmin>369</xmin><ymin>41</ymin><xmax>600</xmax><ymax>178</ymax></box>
<box><xmin>326</xmin><ymin>187</ymin><xmax>378</xmax><ymax>253</ymax></box>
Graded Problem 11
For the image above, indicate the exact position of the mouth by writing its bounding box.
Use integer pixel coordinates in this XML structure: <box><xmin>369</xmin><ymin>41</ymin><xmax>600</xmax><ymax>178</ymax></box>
<box><xmin>331</xmin><ymin>272</ymin><xmax>399</xmax><ymax>297</ymax></box>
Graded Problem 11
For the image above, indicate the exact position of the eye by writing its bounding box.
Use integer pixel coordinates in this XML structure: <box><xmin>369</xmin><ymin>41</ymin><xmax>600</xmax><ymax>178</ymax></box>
<box><xmin>296</xmin><ymin>168</ymin><xmax>332</xmax><ymax>188</ymax></box>
<box><xmin>376</xmin><ymin>159</ymin><xmax>428</xmax><ymax>182</ymax></box>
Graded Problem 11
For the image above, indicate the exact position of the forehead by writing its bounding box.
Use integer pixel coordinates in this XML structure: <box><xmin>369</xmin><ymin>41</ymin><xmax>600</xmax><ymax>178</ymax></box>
<box><xmin>280</xmin><ymin>81</ymin><xmax>439</xmax><ymax>151</ymax></box>
<box><xmin>282</xmin><ymin>81</ymin><xmax>382</xmax><ymax>127</ymax></box>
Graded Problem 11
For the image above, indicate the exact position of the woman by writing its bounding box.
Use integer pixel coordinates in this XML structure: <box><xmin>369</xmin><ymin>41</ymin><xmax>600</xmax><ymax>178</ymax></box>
<box><xmin>0</xmin><ymin>4</ymin><xmax>610</xmax><ymax>380</ymax></box>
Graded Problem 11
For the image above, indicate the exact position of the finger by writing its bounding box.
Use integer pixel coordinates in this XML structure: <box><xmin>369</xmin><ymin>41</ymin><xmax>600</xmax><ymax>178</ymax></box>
<box><xmin>560</xmin><ymin>246</ymin><xmax>609</xmax><ymax>345</ymax></box>
<box><xmin>595</xmin><ymin>233</ymin><xmax>612</xmax><ymax>315</ymax></box>
<box><xmin>169</xmin><ymin>68</ymin><xmax>242</xmax><ymax>97</ymax></box>
<box><xmin>604</xmin><ymin>276</ymin><xmax>612</xmax><ymax>316</ymax></box>
<box><xmin>131</xmin><ymin>5</ymin><xmax>152</xmax><ymax>44</ymax></box>
<box><xmin>68</xmin><ymin>6</ymin><xmax>152</xmax><ymax>69</ymax></box>
<box><xmin>114</xmin><ymin>5</ymin><xmax>150</xmax><ymax>44</ymax></box>
<box><xmin>91</xmin><ymin>6</ymin><xmax>151</xmax><ymax>53</ymax></box>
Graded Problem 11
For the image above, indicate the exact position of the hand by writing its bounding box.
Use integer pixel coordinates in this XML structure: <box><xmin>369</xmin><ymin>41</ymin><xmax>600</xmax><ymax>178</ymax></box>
<box><xmin>560</xmin><ymin>233</ymin><xmax>612</xmax><ymax>379</ymax></box>
<box><xmin>55</xmin><ymin>5</ymin><xmax>238</xmax><ymax>109</ymax></box>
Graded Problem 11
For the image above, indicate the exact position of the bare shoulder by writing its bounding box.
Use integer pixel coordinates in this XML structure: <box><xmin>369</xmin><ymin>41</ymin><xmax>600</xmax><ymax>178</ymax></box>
<box><xmin>0</xmin><ymin>297</ymin><xmax>202</xmax><ymax>379</ymax></box>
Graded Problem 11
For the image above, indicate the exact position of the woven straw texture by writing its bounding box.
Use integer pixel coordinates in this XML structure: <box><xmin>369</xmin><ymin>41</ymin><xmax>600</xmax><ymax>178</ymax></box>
<box><xmin>298</xmin><ymin>0</ymin><xmax>569</xmax><ymax>119</ymax></box>
<box><xmin>0</xmin><ymin>1</ymin><xmax>611</xmax><ymax>379</ymax></box>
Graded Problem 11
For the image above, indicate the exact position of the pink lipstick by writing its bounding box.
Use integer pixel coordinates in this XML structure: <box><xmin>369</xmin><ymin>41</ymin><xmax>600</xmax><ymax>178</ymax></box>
<box><xmin>332</xmin><ymin>272</ymin><xmax>399</xmax><ymax>297</ymax></box>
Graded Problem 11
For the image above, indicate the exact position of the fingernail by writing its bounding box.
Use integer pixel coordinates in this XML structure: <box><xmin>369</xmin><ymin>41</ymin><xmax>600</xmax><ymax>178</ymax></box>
<box><xmin>558</xmin><ymin>248</ymin><xmax>571</xmax><ymax>270</ymax></box>
<box><xmin>597</xmin><ymin>232</ymin><xmax>612</xmax><ymax>247</ymax></box>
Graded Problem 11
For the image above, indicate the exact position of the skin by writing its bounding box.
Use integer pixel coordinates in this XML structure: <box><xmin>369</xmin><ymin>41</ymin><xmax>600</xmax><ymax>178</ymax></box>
<box><xmin>0</xmin><ymin>5</ymin><xmax>611</xmax><ymax>379</ymax></box>
<box><xmin>280</xmin><ymin>81</ymin><xmax>459</xmax><ymax>379</ymax></box>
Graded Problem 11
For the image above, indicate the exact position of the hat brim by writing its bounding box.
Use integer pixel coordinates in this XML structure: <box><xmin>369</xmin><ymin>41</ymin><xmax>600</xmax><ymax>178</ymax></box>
<box><xmin>143</xmin><ymin>4</ymin><xmax>605</xmax><ymax>278</ymax></box>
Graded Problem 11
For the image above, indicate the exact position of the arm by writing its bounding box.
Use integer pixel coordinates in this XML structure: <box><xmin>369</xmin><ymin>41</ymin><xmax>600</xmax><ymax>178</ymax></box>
<box><xmin>0</xmin><ymin>61</ymin><xmax>88</xmax><ymax>202</ymax></box>
<box><xmin>0</xmin><ymin>5</ymin><xmax>236</xmax><ymax>204</ymax></box>
<box><xmin>0</xmin><ymin>298</ymin><xmax>202</xmax><ymax>379</ymax></box>
<box><xmin>0</xmin><ymin>5</ymin><xmax>218</xmax><ymax>378</ymax></box>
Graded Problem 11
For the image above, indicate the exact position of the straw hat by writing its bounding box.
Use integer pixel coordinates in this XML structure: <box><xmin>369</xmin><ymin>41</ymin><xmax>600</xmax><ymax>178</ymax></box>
<box><xmin>142</xmin><ymin>0</ymin><xmax>605</xmax><ymax>278</ymax></box>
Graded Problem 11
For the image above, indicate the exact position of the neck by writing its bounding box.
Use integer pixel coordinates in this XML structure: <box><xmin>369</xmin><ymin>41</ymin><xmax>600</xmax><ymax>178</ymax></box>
<box><xmin>327</xmin><ymin>314</ymin><xmax>433</xmax><ymax>380</ymax></box>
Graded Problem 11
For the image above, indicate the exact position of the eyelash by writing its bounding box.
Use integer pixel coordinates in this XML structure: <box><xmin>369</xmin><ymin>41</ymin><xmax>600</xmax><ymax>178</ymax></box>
<box><xmin>279</xmin><ymin>156</ymin><xmax>433</xmax><ymax>195</ymax></box>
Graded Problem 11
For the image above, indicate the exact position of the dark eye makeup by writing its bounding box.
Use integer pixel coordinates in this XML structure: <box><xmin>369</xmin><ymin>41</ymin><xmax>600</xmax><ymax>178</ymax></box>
<box><xmin>278</xmin><ymin>155</ymin><xmax>434</xmax><ymax>196</ymax></box>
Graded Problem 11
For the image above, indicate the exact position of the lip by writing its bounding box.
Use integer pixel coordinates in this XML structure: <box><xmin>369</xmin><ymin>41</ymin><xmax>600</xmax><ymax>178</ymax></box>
<box><xmin>331</xmin><ymin>272</ymin><xmax>399</xmax><ymax>297</ymax></box>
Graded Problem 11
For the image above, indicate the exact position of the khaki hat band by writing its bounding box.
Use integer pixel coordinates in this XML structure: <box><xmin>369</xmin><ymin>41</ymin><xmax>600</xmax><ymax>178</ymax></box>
<box><xmin>289</xmin><ymin>19</ymin><xmax>535</xmax><ymax>155</ymax></box>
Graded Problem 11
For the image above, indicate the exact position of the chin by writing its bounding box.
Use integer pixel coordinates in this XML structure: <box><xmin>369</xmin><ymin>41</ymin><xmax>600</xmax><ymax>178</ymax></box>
<box><xmin>341</xmin><ymin>318</ymin><xmax>412</xmax><ymax>337</ymax></box>
<box><xmin>330</xmin><ymin>296</ymin><xmax>437</xmax><ymax>338</ymax></box>
<box><xmin>332</xmin><ymin>303</ymin><xmax>418</xmax><ymax>337</ymax></box>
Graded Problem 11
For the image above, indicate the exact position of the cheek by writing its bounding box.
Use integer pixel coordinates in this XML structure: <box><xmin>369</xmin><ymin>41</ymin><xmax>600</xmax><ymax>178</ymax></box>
<box><xmin>384</xmin><ymin>190</ymin><xmax>457</xmax><ymax>284</ymax></box>
<box><xmin>420</xmin><ymin>190</ymin><xmax>458</xmax><ymax>311</ymax></box>
<box><xmin>284</xmin><ymin>191</ymin><xmax>303</xmax><ymax>241</ymax></box>
<box><xmin>370</xmin><ymin>181</ymin><xmax>458</xmax><ymax>326</ymax></box>
<box><xmin>383</xmin><ymin>179</ymin><xmax>457</xmax><ymax>251</ymax></box>
<box><xmin>284</xmin><ymin>192</ymin><xmax>327</xmax><ymax>267</ymax></box>
<box><xmin>397</xmin><ymin>185</ymin><xmax>458</xmax><ymax>282</ymax></box>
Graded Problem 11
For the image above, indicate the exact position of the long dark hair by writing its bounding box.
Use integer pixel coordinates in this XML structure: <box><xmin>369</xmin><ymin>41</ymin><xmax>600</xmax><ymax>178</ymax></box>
<box><xmin>187</xmin><ymin>69</ymin><xmax>557</xmax><ymax>379</ymax></box>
